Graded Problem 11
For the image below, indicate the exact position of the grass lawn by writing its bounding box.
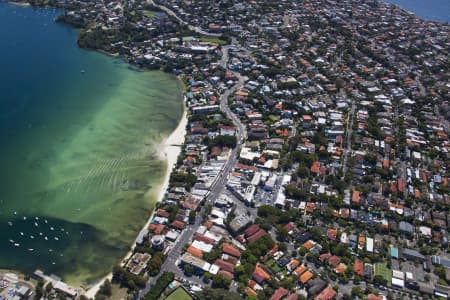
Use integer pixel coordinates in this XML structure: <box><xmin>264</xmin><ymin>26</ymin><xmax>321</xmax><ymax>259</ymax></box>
<box><xmin>199</xmin><ymin>37</ymin><xmax>228</xmax><ymax>46</ymax></box>
<box><xmin>143</xmin><ymin>10</ymin><xmax>157</xmax><ymax>18</ymax></box>
<box><xmin>268</xmin><ymin>115</ymin><xmax>280</xmax><ymax>122</ymax></box>
<box><xmin>165</xmin><ymin>287</ymin><xmax>192</xmax><ymax>300</ymax></box>
<box><xmin>109</xmin><ymin>283</ymin><xmax>129</xmax><ymax>300</ymax></box>
<box><xmin>374</xmin><ymin>262</ymin><xmax>392</xmax><ymax>283</ymax></box>
<box><xmin>265</xmin><ymin>258</ymin><xmax>276</xmax><ymax>267</ymax></box>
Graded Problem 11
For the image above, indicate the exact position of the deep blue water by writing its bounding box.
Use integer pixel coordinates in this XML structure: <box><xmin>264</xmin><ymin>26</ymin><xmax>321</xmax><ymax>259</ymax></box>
<box><xmin>384</xmin><ymin>0</ymin><xmax>449</xmax><ymax>23</ymax></box>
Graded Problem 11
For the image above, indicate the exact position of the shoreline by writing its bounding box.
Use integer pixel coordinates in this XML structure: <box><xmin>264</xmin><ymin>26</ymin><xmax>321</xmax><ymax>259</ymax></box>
<box><xmin>1</xmin><ymin>2</ymin><xmax>189</xmax><ymax>295</ymax></box>
<box><xmin>84</xmin><ymin>97</ymin><xmax>187</xmax><ymax>298</ymax></box>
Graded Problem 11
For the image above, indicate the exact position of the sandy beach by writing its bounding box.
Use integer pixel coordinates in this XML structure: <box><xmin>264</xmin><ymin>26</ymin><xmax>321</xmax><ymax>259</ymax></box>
<box><xmin>84</xmin><ymin>104</ymin><xmax>187</xmax><ymax>298</ymax></box>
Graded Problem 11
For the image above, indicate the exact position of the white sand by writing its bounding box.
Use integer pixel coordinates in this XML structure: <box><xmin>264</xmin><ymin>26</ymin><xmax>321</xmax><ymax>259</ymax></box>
<box><xmin>84</xmin><ymin>106</ymin><xmax>187</xmax><ymax>298</ymax></box>
<box><xmin>156</xmin><ymin>107</ymin><xmax>188</xmax><ymax>202</ymax></box>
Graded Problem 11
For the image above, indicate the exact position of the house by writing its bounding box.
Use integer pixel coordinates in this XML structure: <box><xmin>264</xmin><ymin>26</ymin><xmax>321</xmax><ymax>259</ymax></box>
<box><xmin>402</xmin><ymin>248</ymin><xmax>426</xmax><ymax>262</ymax></box>
<box><xmin>307</xmin><ymin>277</ymin><xmax>327</xmax><ymax>296</ymax></box>
<box><xmin>300</xmin><ymin>271</ymin><xmax>314</xmax><ymax>284</ymax></box>
<box><xmin>315</xmin><ymin>286</ymin><xmax>337</xmax><ymax>300</ymax></box>
<box><xmin>270</xmin><ymin>287</ymin><xmax>288</xmax><ymax>300</ymax></box>
<box><xmin>399</xmin><ymin>221</ymin><xmax>414</xmax><ymax>236</ymax></box>
<box><xmin>222</xmin><ymin>243</ymin><xmax>241</xmax><ymax>258</ymax></box>
<box><xmin>126</xmin><ymin>252</ymin><xmax>151</xmax><ymax>275</ymax></box>
<box><xmin>214</xmin><ymin>259</ymin><xmax>235</xmax><ymax>273</ymax></box>
<box><xmin>364</xmin><ymin>263</ymin><xmax>373</xmax><ymax>279</ymax></box>
<box><xmin>354</xmin><ymin>260</ymin><xmax>364</xmax><ymax>276</ymax></box>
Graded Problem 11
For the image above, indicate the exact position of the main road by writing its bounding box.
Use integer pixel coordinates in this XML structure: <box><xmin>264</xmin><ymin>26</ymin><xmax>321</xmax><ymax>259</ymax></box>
<box><xmin>137</xmin><ymin>41</ymin><xmax>247</xmax><ymax>299</ymax></box>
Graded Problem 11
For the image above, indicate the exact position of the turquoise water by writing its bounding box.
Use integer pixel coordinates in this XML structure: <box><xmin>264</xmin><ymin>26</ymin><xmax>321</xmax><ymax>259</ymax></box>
<box><xmin>384</xmin><ymin>0</ymin><xmax>449</xmax><ymax>23</ymax></box>
<box><xmin>0</xmin><ymin>3</ymin><xmax>183</xmax><ymax>284</ymax></box>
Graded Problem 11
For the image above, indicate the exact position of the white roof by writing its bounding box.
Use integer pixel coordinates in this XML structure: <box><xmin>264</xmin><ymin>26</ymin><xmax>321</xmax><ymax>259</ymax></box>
<box><xmin>405</xmin><ymin>272</ymin><xmax>414</xmax><ymax>280</ymax></box>
<box><xmin>165</xmin><ymin>230</ymin><xmax>179</xmax><ymax>240</ymax></box>
<box><xmin>391</xmin><ymin>277</ymin><xmax>404</xmax><ymax>288</ymax></box>
<box><xmin>366</xmin><ymin>237</ymin><xmax>374</xmax><ymax>252</ymax></box>
<box><xmin>192</xmin><ymin>240</ymin><xmax>214</xmax><ymax>253</ymax></box>
<box><xmin>209</xmin><ymin>264</ymin><xmax>220</xmax><ymax>275</ymax></box>
<box><xmin>392</xmin><ymin>270</ymin><xmax>404</xmax><ymax>279</ymax></box>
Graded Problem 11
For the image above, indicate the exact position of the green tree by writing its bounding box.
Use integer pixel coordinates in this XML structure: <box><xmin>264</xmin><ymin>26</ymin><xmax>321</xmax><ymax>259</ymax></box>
<box><xmin>212</xmin><ymin>275</ymin><xmax>231</xmax><ymax>289</ymax></box>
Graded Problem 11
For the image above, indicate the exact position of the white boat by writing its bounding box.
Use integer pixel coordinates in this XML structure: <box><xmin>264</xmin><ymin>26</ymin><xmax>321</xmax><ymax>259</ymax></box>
<box><xmin>28</xmin><ymin>248</ymin><xmax>34</xmax><ymax>251</ymax></box>
<box><xmin>39</xmin><ymin>232</ymin><xmax>43</xmax><ymax>236</ymax></box>
<box><xmin>9</xmin><ymin>239</ymin><xmax>14</xmax><ymax>243</ymax></box>
<box><xmin>23</xmin><ymin>217</ymin><xmax>27</xmax><ymax>220</ymax></box>
<box><xmin>8</xmin><ymin>222</ymin><xmax>12</xmax><ymax>226</ymax></box>
<box><xmin>20</xmin><ymin>232</ymin><xmax>24</xmax><ymax>236</ymax></box>
<box><xmin>61</xmin><ymin>228</ymin><xmax>64</xmax><ymax>231</ymax></box>
<box><xmin>50</xmin><ymin>227</ymin><xmax>54</xmax><ymax>231</ymax></box>
<box><xmin>13</xmin><ymin>211</ymin><xmax>17</xmax><ymax>215</ymax></box>
<box><xmin>14</xmin><ymin>243</ymin><xmax>20</xmax><ymax>247</ymax></box>
<box><xmin>54</xmin><ymin>237</ymin><xmax>59</xmax><ymax>241</ymax></box>
<box><xmin>30</xmin><ymin>235</ymin><xmax>34</xmax><ymax>239</ymax></box>
<box><xmin>35</xmin><ymin>217</ymin><xmax>39</xmax><ymax>220</ymax></box>
<box><xmin>44</xmin><ymin>237</ymin><xmax>48</xmax><ymax>240</ymax></box>
<box><xmin>34</xmin><ymin>222</ymin><xmax>38</xmax><ymax>227</ymax></box>
<box><xmin>48</xmin><ymin>249</ymin><xmax>53</xmax><ymax>252</ymax></box>
<box><xmin>44</xmin><ymin>220</ymin><xmax>48</xmax><ymax>224</ymax></box>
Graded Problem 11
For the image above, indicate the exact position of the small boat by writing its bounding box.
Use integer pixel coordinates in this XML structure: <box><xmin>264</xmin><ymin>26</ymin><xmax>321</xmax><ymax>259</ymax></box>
<box><xmin>30</xmin><ymin>235</ymin><xmax>34</xmax><ymax>239</ymax></box>
<box><xmin>54</xmin><ymin>237</ymin><xmax>59</xmax><ymax>241</ymax></box>
<box><xmin>35</xmin><ymin>217</ymin><xmax>39</xmax><ymax>220</ymax></box>
<box><xmin>13</xmin><ymin>211</ymin><xmax>17</xmax><ymax>216</ymax></box>
<box><xmin>34</xmin><ymin>222</ymin><xmax>38</xmax><ymax>227</ymax></box>
<box><xmin>44</xmin><ymin>220</ymin><xmax>48</xmax><ymax>224</ymax></box>
<box><xmin>20</xmin><ymin>232</ymin><xmax>24</xmax><ymax>236</ymax></box>
<box><xmin>48</xmin><ymin>249</ymin><xmax>53</xmax><ymax>252</ymax></box>
<box><xmin>14</xmin><ymin>243</ymin><xmax>20</xmax><ymax>247</ymax></box>
<box><xmin>8</xmin><ymin>222</ymin><xmax>12</xmax><ymax>226</ymax></box>
<box><xmin>44</xmin><ymin>237</ymin><xmax>48</xmax><ymax>240</ymax></box>
<box><xmin>50</xmin><ymin>227</ymin><xmax>54</xmax><ymax>231</ymax></box>
<box><xmin>9</xmin><ymin>239</ymin><xmax>14</xmax><ymax>243</ymax></box>
<box><xmin>23</xmin><ymin>217</ymin><xmax>27</xmax><ymax>220</ymax></box>
<box><xmin>52</xmin><ymin>262</ymin><xmax>56</xmax><ymax>265</ymax></box>
<box><xmin>61</xmin><ymin>228</ymin><xmax>64</xmax><ymax>231</ymax></box>
<box><xmin>39</xmin><ymin>232</ymin><xmax>43</xmax><ymax>236</ymax></box>
<box><xmin>81</xmin><ymin>70</ymin><xmax>85</xmax><ymax>74</ymax></box>
<box><xmin>28</xmin><ymin>248</ymin><xmax>34</xmax><ymax>252</ymax></box>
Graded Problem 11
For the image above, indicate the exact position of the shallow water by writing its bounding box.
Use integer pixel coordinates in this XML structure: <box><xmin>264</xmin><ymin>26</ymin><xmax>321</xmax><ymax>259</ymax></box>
<box><xmin>0</xmin><ymin>3</ymin><xmax>183</xmax><ymax>284</ymax></box>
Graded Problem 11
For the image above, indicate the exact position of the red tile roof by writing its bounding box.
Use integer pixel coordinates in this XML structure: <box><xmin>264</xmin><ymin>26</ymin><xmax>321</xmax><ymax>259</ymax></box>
<box><xmin>244</xmin><ymin>224</ymin><xmax>260</xmax><ymax>237</ymax></box>
<box><xmin>328</xmin><ymin>255</ymin><xmax>340</xmax><ymax>267</ymax></box>
<box><xmin>315</xmin><ymin>286</ymin><xmax>336</xmax><ymax>300</ymax></box>
<box><xmin>214</xmin><ymin>259</ymin><xmax>235</xmax><ymax>273</ymax></box>
<box><xmin>269</xmin><ymin>287</ymin><xmax>288</xmax><ymax>300</ymax></box>
<box><xmin>286</xmin><ymin>294</ymin><xmax>298</xmax><ymax>300</ymax></box>
<box><xmin>300</xmin><ymin>271</ymin><xmax>313</xmax><ymax>283</ymax></box>
<box><xmin>170</xmin><ymin>220</ymin><xmax>186</xmax><ymax>230</ymax></box>
<box><xmin>354</xmin><ymin>260</ymin><xmax>364</xmax><ymax>276</ymax></box>
<box><xmin>222</xmin><ymin>243</ymin><xmax>241</xmax><ymax>258</ymax></box>
<box><xmin>194</xmin><ymin>233</ymin><xmax>215</xmax><ymax>244</ymax></box>
<box><xmin>352</xmin><ymin>190</ymin><xmax>360</xmax><ymax>203</ymax></box>
<box><xmin>148</xmin><ymin>223</ymin><xmax>165</xmax><ymax>235</ymax></box>
<box><xmin>247</xmin><ymin>229</ymin><xmax>267</xmax><ymax>244</ymax></box>
<box><xmin>187</xmin><ymin>246</ymin><xmax>203</xmax><ymax>258</ymax></box>
<box><xmin>218</xmin><ymin>270</ymin><xmax>234</xmax><ymax>280</ymax></box>
<box><xmin>156</xmin><ymin>209</ymin><xmax>170</xmax><ymax>218</ymax></box>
